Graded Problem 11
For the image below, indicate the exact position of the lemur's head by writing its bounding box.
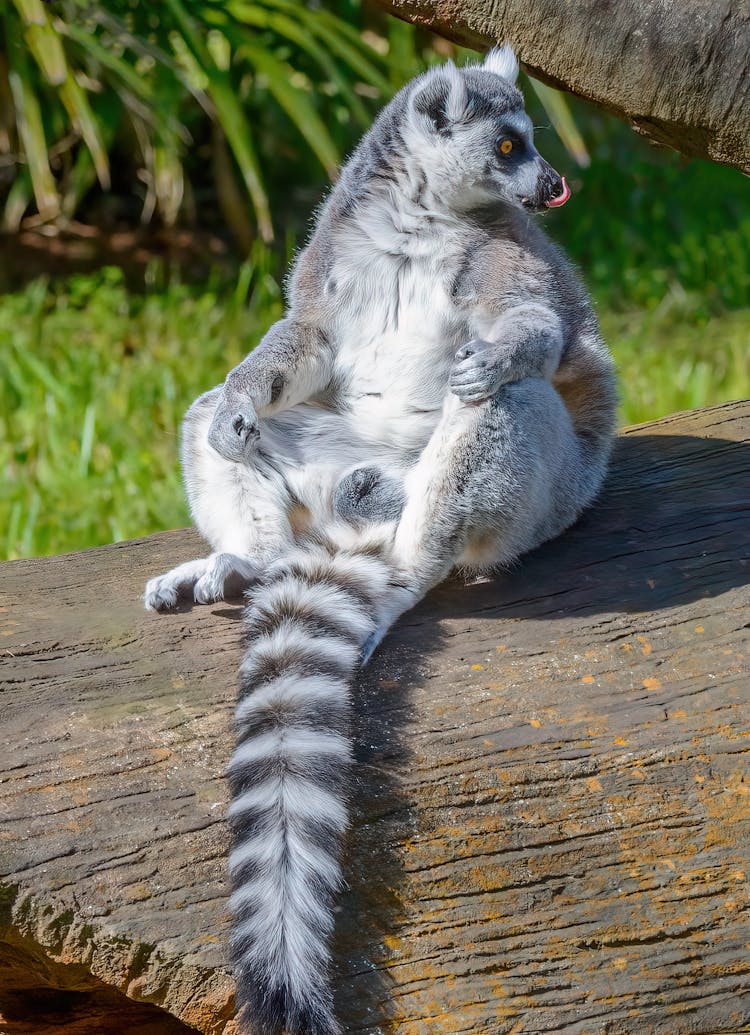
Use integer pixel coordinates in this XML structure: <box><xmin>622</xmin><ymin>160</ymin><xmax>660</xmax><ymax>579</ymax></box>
<box><xmin>400</xmin><ymin>46</ymin><xmax>570</xmax><ymax>214</ymax></box>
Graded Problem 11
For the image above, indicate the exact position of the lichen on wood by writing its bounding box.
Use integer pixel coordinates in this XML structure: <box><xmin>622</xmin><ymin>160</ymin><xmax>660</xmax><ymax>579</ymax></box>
<box><xmin>1</xmin><ymin>401</ymin><xmax>749</xmax><ymax>1033</ymax></box>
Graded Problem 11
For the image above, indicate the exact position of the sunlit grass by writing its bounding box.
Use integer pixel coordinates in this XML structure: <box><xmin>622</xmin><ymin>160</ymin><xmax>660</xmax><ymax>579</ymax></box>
<box><xmin>2</xmin><ymin>263</ymin><xmax>748</xmax><ymax>560</ymax></box>
<box><xmin>601</xmin><ymin>305</ymin><xmax>749</xmax><ymax>425</ymax></box>
<box><xmin>1</xmin><ymin>263</ymin><xmax>283</xmax><ymax>559</ymax></box>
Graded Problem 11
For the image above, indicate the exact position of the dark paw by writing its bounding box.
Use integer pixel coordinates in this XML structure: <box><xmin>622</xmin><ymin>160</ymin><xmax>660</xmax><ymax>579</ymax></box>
<box><xmin>334</xmin><ymin>467</ymin><xmax>405</xmax><ymax>525</ymax></box>
<box><xmin>207</xmin><ymin>404</ymin><xmax>259</xmax><ymax>463</ymax></box>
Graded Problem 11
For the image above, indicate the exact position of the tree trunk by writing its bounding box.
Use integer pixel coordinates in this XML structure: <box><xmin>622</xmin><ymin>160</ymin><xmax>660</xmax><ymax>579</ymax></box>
<box><xmin>1</xmin><ymin>401</ymin><xmax>749</xmax><ymax>1033</ymax></box>
<box><xmin>375</xmin><ymin>0</ymin><xmax>750</xmax><ymax>173</ymax></box>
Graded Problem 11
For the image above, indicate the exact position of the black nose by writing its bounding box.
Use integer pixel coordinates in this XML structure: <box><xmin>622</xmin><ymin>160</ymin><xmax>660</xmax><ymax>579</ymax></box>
<box><xmin>539</xmin><ymin>161</ymin><xmax>563</xmax><ymax>202</ymax></box>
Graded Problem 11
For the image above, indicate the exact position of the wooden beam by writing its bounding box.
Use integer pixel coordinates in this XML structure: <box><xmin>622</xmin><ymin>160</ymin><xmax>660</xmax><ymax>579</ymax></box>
<box><xmin>1</xmin><ymin>401</ymin><xmax>749</xmax><ymax>1033</ymax></box>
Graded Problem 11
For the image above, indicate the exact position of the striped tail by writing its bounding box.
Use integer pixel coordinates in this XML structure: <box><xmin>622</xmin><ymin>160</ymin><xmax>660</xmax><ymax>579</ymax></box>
<box><xmin>228</xmin><ymin>534</ymin><xmax>403</xmax><ymax>1035</ymax></box>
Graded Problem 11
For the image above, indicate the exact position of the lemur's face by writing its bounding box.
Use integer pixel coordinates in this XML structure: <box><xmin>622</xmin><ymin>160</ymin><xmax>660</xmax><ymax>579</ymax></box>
<box><xmin>404</xmin><ymin>47</ymin><xmax>570</xmax><ymax>215</ymax></box>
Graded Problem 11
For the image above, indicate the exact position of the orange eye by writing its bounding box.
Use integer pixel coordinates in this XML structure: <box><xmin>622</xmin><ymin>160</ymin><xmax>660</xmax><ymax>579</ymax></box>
<box><xmin>499</xmin><ymin>138</ymin><xmax>513</xmax><ymax>155</ymax></box>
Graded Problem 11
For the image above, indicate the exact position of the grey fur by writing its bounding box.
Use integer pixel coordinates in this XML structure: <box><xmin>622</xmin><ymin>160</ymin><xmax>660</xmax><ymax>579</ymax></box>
<box><xmin>144</xmin><ymin>47</ymin><xmax>617</xmax><ymax>1035</ymax></box>
<box><xmin>333</xmin><ymin>466</ymin><xmax>405</xmax><ymax>525</ymax></box>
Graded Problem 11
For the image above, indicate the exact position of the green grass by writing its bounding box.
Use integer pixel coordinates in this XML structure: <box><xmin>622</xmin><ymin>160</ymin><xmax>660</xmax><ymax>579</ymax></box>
<box><xmin>1</xmin><ymin>261</ymin><xmax>284</xmax><ymax>560</ymax></box>
<box><xmin>2</xmin><ymin>259</ymin><xmax>748</xmax><ymax>561</ymax></box>
<box><xmin>601</xmin><ymin>306</ymin><xmax>748</xmax><ymax>423</ymax></box>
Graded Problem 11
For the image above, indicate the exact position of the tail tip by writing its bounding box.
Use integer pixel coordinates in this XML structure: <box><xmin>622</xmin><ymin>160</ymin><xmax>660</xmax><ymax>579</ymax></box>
<box><xmin>238</xmin><ymin>984</ymin><xmax>341</xmax><ymax>1035</ymax></box>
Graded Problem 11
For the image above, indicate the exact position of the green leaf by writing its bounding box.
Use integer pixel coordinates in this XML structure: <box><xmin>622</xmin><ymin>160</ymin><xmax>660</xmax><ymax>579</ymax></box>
<box><xmin>162</xmin><ymin>0</ymin><xmax>273</xmax><ymax>241</ymax></box>
<box><xmin>3</xmin><ymin>168</ymin><xmax>33</xmax><ymax>232</ymax></box>
<box><xmin>298</xmin><ymin>9</ymin><xmax>392</xmax><ymax>96</ymax></box>
<box><xmin>255</xmin><ymin>0</ymin><xmax>392</xmax><ymax>95</ymax></box>
<box><xmin>527</xmin><ymin>76</ymin><xmax>590</xmax><ymax>168</ymax></box>
<box><xmin>388</xmin><ymin>18</ymin><xmax>421</xmax><ymax>89</ymax></box>
<box><xmin>235</xmin><ymin>40</ymin><xmax>339</xmax><ymax>177</ymax></box>
<box><xmin>6</xmin><ymin>36</ymin><xmax>59</xmax><ymax>219</ymax></box>
<box><xmin>13</xmin><ymin>1</ymin><xmax>110</xmax><ymax>187</ymax></box>
<box><xmin>12</xmin><ymin>0</ymin><xmax>67</xmax><ymax>84</ymax></box>
<box><xmin>225</xmin><ymin>3</ymin><xmax>370</xmax><ymax>125</ymax></box>
<box><xmin>58</xmin><ymin>76</ymin><xmax>111</xmax><ymax>189</ymax></box>
<box><xmin>61</xmin><ymin>21</ymin><xmax>156</xmax><ymax>102</ymax></box>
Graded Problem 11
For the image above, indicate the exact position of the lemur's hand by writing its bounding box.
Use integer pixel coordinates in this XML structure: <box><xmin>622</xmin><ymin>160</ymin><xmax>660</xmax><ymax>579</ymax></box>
<box><xmin>206</xmin><ymin>350</ymin><xmax>289</xmax><ymax>462</ymax></box>
<box><xmin>207</xmin><ymin>392</ymin><xmax>260</xmax><ymax>463</ymax></box>
<box><xmin>449</xmin><ymin>339</ymin><xmax>514</xmax><ymax>403</ymax></box>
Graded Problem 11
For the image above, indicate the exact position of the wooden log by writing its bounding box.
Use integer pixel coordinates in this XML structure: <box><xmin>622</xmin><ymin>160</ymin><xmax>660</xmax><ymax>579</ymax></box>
<box><xmin>1</xmin><ymin>400</ymin><xmax>749</xmax><ymax>1034</ymax></box>
<box><xmin>372</xmin><ymin>0</ymin><xmax>750</xmax><ymax>174</ymax></box>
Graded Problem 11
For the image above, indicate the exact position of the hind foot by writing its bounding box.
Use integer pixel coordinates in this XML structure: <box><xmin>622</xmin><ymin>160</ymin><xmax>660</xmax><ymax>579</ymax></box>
<box><xmin>334</xmin><ymin>466</ymin><xmax>405</xmax><ymax>526</ymax></box>
<box><xmin>144</xmin><ymin>552</ymin><xmax>260</xmax><ymax>611</ymax></box>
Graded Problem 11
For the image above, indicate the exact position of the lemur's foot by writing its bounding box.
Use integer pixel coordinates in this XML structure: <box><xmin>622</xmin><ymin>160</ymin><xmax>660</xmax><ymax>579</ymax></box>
<box><xmin>450</xmin><ymin>339</ymin><xmax>511</xmax><ymax>403</ymax></box>
<box><xmin>144</xmin><ymin>553</ymin><xmax>260</xmax><ymax>611</ymax></box>
<box><xmin>207</xmin><ymin>401</ymin><xmax>260</xmax><ymax>463</ymax></box>
<box><xmin>334</xmin><ymin>466</ymin><xmax>405</xmax><ymax>525</ymax></box>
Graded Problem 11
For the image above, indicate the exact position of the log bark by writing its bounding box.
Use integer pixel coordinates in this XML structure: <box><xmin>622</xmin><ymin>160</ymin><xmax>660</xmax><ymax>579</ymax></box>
<box><xmin>1</xmin><ymin>400</ymin><xmax>749</xmax><ymax>1034</ymax></box>
<box><xmin>374</xmin><ymin>0</ymin><xmax>750</xmax><ymax>174</ymax></box>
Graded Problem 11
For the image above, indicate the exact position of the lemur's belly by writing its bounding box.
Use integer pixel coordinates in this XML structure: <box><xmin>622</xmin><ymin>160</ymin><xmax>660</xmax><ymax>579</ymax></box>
<box><xmin>268</xmin><ymin>251</ymin><xmax>467</xmax><ymax>479</ymax></box>
<box><xmin>333</xmin><ymin>319</ymin><xmax>460</xmax><ymax>455</ymax></box>
<box><xmin>338</xmin><ymin>356</ymin><xmax>452</xmax><ymax>460</ymax></box>
<box><xmin>326</xmin><ymin>246</ymin><xmax>466</xmax><ymax>458</ymax></box>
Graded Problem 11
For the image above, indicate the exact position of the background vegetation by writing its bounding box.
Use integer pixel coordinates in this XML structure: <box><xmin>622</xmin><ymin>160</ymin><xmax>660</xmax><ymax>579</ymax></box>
<box><xmin>1</xmin><ymin>1</ymin><xmax>748</xmax><ymax>559</ymax></box>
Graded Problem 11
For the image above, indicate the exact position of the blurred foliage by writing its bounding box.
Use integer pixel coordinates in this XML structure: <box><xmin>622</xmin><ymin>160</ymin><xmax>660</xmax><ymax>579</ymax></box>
<box><xmin>0</xmin><ymin>260</ymin><xmax>282</xmax><ymax>557</ymax></box>
<box><xmin>0</xmin><ymin>0</ymin><xmax>434</xmax><ymax>239</ymax></box>
<box><xmin>0</xmin><ymin>0</ymin><xmax>592</xmax><ymax>243</ymax></box>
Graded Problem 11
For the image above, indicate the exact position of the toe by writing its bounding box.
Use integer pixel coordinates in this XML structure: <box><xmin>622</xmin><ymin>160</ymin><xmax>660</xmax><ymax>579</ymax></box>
<box><xmin>143</xmin><ymin>581</ymin><xmax>177</xmax><ymax>612</ymax></box>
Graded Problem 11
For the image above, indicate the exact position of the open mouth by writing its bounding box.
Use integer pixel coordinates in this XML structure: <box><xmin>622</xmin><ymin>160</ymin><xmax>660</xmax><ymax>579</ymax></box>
<box><xmin>545</xmin><ymin>177</ymin><xmax>571</xmax><ymax>208</ymax></box>
<box><xmin>519</xmin><ymin>177</ymin><xmax>571</xmax><ymax>212</ymax></box>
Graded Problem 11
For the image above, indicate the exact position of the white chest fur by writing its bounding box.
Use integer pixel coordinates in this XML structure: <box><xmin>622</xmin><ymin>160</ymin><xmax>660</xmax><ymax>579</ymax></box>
<box><xmin>327</xmin><ymin>210</ymin><xmax>470</xmax><ymax>453</ymax></box>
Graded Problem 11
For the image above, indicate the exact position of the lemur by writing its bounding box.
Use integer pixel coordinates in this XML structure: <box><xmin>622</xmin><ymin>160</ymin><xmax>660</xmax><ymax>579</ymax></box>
<box><xmin>145</xmin><ymin>47</ymin><xmax>617</xmax><ymax>1035</ymax></box>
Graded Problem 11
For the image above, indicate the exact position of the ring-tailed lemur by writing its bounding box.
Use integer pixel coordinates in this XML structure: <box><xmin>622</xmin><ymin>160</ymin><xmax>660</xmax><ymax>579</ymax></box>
<box><xmin>145</xmin><ymin>46</ymin><xmax>616</xmax><ymax>1035</ymax></box>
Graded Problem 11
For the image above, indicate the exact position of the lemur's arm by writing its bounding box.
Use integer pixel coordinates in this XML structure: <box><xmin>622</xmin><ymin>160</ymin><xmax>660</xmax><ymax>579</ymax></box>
<box><xmin>208</xmin><ymin>318</ymin><xmax>333</xmax><ymax>462</ymax></box>
<box><xmin>444</xmin><ymin>300</ymin><xmax>562</xmax><ymax>403</ymax></box>
<box><xmin>450</xmin><ymin>301</ymin><xmax>563</xmax><ymax>403</ymax></box>
<box><xmin>449</xmin><ymin>230</ymin><xmax>571</xmax><ymax>404</ymax></box>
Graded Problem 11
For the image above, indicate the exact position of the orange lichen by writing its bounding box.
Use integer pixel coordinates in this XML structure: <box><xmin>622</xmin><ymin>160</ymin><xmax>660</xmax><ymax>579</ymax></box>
<box><xmin>636</xmin><ymin>636</ymin><xmax>653</xmax><ymax>656</ymax></box>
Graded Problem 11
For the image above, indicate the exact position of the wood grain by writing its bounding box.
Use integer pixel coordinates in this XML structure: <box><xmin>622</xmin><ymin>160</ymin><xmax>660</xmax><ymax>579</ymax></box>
<box><xmin>1</xmin><ymin>401</ymin><xmax>749</xmax><ymax>1034</ymax></box>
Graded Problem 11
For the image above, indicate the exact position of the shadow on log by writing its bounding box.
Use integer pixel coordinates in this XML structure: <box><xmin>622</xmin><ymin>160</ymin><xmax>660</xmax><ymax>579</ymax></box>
<box><xmin>1</xmin><ymin>401</ymin><xmax>749</xmax><ymax>1033</ymax></box>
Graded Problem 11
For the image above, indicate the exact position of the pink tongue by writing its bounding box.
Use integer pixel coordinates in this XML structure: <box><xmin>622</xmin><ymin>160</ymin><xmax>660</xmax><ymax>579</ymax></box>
<box><xmin>546</xmin><ymin>176</ymin><xmax>571</xmax><ymax>208</ymax></box>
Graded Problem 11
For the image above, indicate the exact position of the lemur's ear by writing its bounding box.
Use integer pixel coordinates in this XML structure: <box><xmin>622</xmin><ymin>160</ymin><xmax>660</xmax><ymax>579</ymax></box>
<box><xmin>410</xmin><ymin>62</ymin><xmax>467</xmax><ymax>132</ymax></box>
<box><xmin>483</xmin><ymin>44</ymin><xmax>519</xmax><ymax>84</ymax></box>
